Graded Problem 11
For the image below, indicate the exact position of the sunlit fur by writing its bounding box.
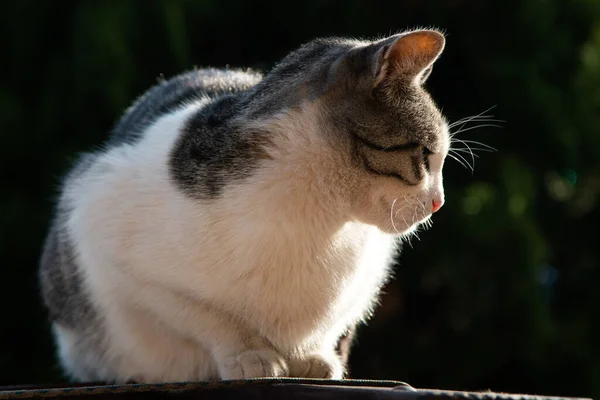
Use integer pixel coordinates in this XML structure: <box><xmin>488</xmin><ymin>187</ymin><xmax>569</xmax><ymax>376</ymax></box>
<box><xmin>40</xmin><ymin>29</ymin><xmax>451</xmax><ymax>383</ymax></box>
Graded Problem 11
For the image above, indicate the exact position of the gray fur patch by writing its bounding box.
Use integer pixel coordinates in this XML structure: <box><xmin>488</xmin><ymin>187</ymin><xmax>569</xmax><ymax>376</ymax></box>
<box><xmin>39</xmin><ymin>222</ymin><xmax>96</xmax><ymax>329</ymax></box>
<box><xmin>109</xmin><ymin>68</ymin><xmax>263</xmax><ymax>146</ymax></box>
<box><xmin>39</xmin><ymin>152</ymin><xmax>105</xmax><ymax>331</ymax></box>
<box><xmin>40</xmin><ymin>156</ymin><xmax>111</xmax><ymax>380</ymax></box>
<box><xmin>169</xmin><ymin>93</ymin><xmax>272</xmax><ymax>199</ymax></box>
<box><xmin>167</xmin><ymin>33</ymin><xmax>445</xmax><ymax>198</ymax></box>
<box><xmin>241</xmin><ymin>38</ymin><xmax>356</xmax><ymax>118</ymax></box>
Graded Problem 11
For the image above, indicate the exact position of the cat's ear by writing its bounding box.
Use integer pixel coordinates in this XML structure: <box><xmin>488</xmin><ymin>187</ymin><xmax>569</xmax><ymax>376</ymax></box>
<box><xmin>376</xmin><ymin>30</ymin><xmax>445</xmax><ymax>86</ymax></box>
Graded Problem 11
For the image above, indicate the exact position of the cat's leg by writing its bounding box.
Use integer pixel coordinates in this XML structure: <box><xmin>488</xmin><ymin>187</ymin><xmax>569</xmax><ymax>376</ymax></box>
<box><xmin>335</xmin><ymin>326</ymin><xmax>356</xmax><ymax>373</ymax></box>
<box><xmin>111</xmin><ymin>282</ymin><xmax>290</xmax><ymax>381</ymax></box>
<box><xmin>218</xmin><ymin>347</ymin><xmax>288</xmax><ymax>380</ymax></box>
<box><xmin>52</xmin><ymin>323</ymin><xmax>112</xmax><ymax>382</ymax></box>
<box><xmin>287</xmin><ymin>327</ymin><xmax>356</xmax><ymax>379</ymax></box>
<box><xmin>288</xmin><ymin>349</ymin><xmax>345</xmax><ymax>379</ymax></box>
<box><xmin>188</xmin><ymin>313</ymin><xmax>289</xmax><ymax>380</ymax></box>
<box><xmin>175</xmin><ymin>313</ymin><xmax>289</xmax><ymax>380</ymax></box>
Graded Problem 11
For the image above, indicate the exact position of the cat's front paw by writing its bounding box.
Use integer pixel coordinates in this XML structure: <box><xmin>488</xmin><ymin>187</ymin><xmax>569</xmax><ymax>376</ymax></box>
<box><xmin>219</xmin><ymin>349</ymin><xmax>288</xmax><ymax>380</ymax></box>
<box><xmin>289</xmin><ymin>352</ymin><xmax>344</xmax><ymax>379</ymax></box>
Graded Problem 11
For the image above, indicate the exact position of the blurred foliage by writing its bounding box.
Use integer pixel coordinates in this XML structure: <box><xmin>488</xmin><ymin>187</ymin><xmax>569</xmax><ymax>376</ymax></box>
<box><xmin>1</xmin><ymin>0</ymin><xmax>599</xmax><ymax>398</ymax></box>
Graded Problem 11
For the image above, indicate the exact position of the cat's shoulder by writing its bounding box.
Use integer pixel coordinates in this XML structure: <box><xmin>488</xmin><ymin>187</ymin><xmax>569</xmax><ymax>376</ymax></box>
<box><xmin>109</xmin><ymin>68</ymin><xmax>262</xmax><ymax>145</ymax></box>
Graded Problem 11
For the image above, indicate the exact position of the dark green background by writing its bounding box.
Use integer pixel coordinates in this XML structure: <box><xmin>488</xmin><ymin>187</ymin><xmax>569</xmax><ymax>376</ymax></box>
<box><xmin>1</xmin><ymin>1</ymin><xmax>599</xmax><ymax>398</ymax></box>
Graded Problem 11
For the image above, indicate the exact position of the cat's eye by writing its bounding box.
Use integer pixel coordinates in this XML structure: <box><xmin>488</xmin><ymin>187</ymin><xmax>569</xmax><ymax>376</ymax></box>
<box><xmin>422</xmin><ymin>146</ymin><xmax>432</xmax><ymax>170</ymax></box>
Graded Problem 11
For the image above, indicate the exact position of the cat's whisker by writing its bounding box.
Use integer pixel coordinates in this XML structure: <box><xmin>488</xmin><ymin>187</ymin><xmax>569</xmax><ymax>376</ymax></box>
<box><xmin>448</xmin><ymin>105</ymin><xmax>498</xmax><ymax>129</ymax></box>
<box><xmin>400</xmin><ymin>215</ymin><xmax>416</xmax><ymax>248</ymax></box>
<box><xmin>455</xmin><ymin>151</ymin><xmax>475</xmax><ymax>173</ymax></box>
<box><xmin>448</xmin><ymin>108</ymin><xmax>496</xmax><ymax>125</ymax></box>
<box><xmin>448</xmin><ymin>152</ymin><xmax>474</xmax><ymax>172</ymax></box>
<box><xmin>450</xmin><ymin>149</ymin><xmax>480</xmax><ymax>158</ymax></box>
<box><xmin>390</xmin><ymin>198</ymin><xmax>415</xmax><ymax>235</ymax></box>
<box><xmin>416</xmin><ymin>198</ymin><xmax>428</xmax><ymax>216</ymax></box>
<box><xmin>456</xmin><ymin>139</ymin><xmax>498</xmax><ymax>152</ymax></box>
<box><xmin>447</xmin><ymin>153</ymin><xmax>470</xmax><ymax>170</ymax></box>
<box><xmin>403</xmin><ymin>197</ymin><xmax>425</xmax><ymax>242</ymax></box>
<box><xmin>448</xmin><ymin>116</ymin><xmax>504</xmax><ymax>130</ymax></box>
<box><xmin>426</xmin><ymin>217</ymin><xmax>434</xmax><ymax>230</ymax></box>
<box><xmin>451</xmin><ymin>145</ymin><xmax>494</xmax><ymax>153</ymax></box>
<box><xmin>393</xmin><ymin>205</ymin><xmax>410</xmax><ymax>219</ymax></box>
<box><xmin>411</xmin><ymin>220</ymin><xmax>421</xmax><ymax>241</ymax></box>
<box><xmin>452</xmin><ymin>140</ymin><xmax>476</xmax><ymax>169</ymax></box>
<box><xmin>451</xmin><ymin>134</ymin><xmax>497</xmax><ymax>171</ymax></box>
<box><xmin>397</xmin><ymin>196</ymin><xmax>417</xmax><ymax>246</ymax></box>
<box><xmin>450</xmin><ymin>123</ymin><xmax>502</xmax><ymax>138</ymax></box>
<box><xmin>420</xmin><ymin>217</ymin><xmax>431</xmax><ymax>231</ymax></box>
<box><xmin>390</xmin><ymin>198</ymin><xmax>401</xmax><ymax>234</ymax></box>
<box><xmin>418</xmin><ymin>201</ymin><xmax>434</xmax><ymax>230</ymax></box>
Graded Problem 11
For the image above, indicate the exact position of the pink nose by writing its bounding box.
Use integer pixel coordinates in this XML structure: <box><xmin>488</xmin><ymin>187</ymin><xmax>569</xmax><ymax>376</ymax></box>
<box><xmin>432</xmin><ymin>199</ymin><xmax>444</xmax><ymax>213</ymax></box>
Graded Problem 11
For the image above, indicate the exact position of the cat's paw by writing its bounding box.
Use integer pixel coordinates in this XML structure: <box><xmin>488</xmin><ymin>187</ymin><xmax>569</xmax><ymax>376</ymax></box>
<box><xmin>288</xmin><ymin>352</ymin><xmax>344</xmax><ymax>379</ymax></box>
<box><xmin>219</xmin><ymin>349</ymin><xmax>288</xmax><ymax>380</ymax></box>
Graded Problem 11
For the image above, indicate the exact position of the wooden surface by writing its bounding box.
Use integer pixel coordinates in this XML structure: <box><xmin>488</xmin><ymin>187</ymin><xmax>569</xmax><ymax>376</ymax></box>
<box><xmin>0</xmin><ymin>379</ymin><xmax>592</xmax><ymax>400</ymax></box>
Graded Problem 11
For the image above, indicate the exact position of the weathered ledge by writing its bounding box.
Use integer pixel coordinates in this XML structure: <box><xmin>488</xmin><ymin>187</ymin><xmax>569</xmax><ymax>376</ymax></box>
<box><xmin>0</xmin><ymin>378</ymin><xmax>591</xmax><ymax>400</ymax></box>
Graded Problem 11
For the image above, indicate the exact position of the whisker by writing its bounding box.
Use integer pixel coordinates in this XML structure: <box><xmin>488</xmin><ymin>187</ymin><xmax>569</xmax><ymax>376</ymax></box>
<box><xmin>393</xmin><ymin>201</ymin><xmax>411</xmax><ymax>219</ymax></box>
<box><xmin>452</xmin><ymin>136</ymin><xmax>497</xmax><ymax>154</ymax></box>
<box><xmin>457</xmin><ymin>139</ymin><xmax>498</xmax><ymax>152</ymax></box>
<box><xmin>451</xmin><ymin>145</ymin><xmax>495</xmax><ymax>153</ymax></box>
<box><xmin>405</xmin><ymin>198</ymin><xmax>424</xmax><ymax>242</ymax></box>
<box><xmin>446</xmin><ymin>109</ymin><xmax>501</xmax><ymax>174</ymax></box>
<box><xmin>391</xmin><ymin>199</ymin><xmax>414</xmax><ymax>235</ymax></box>
<box><xmin>417</xmin><ymin>199</ymin><xmax>428</xmax><ymax>215</ymax></box>
<box><xmin>450</xmin><ymin>149</ymin><xmax>480</xmax><ymax>158</ymax></box>
<box><xmin>447</xmin><ymin>153</ymin><xmax>470</xmax><ymax>170</ymax></box>
<box><xmin>448</xmin><ymin>105</ymin><xmax>498</xmax><ymax>129</ymax></box>
<box><xmin>450</xmin><ymin>123</ymin><xmax>503</xmax><ymax>137</ymax></box>
<box><xmin>448</xmin><ymin>116</ymin><xmax>504</xmax><ymax>129</ymax></box>
<box><xmin>448</xmin><ymin>152</ymin><xmax>474</xmax><ymax>172</ymax></box>
<box><xmin>390</xmin><ymin>198</ymin><xmax>400</xmax><ymax>234</ymax></box>
<box><xmin>456</xmin><ymin>140</ymin><xmax>476</xmax><ymax>169</ymax></box>
<box><xmin>412</xmin><ymin>226</ymin><xmax>421</xmax><ymax>241</ymax></box>
<box><xmin>419</xmin><ymin>202</ymin><xmax>433</xmax><ymax>229</ymax></box>
<box><xmin>421</xmin><ymin>217</ymin><xmax>432</xmax><ymax>231</ymax></box>
<box><xmin>448</xmin><ymin>109</ymin><xmax>495</xmax><ymax>125</ymax></box>
<box><xmin>401</xmin><ymin>215</ymin><xmax>415</xmax><ymax>248</ymax></box>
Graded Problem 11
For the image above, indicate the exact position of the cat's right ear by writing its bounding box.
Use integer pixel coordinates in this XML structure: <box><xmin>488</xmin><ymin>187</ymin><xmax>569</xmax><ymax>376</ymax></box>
<box><xmin>375</xmin><ymin>30</ymin><xmax>445</xmax><ymax>86</ymax></box>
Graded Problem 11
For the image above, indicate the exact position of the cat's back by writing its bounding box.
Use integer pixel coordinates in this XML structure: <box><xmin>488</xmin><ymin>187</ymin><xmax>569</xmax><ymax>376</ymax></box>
<box><xmin>58</xmin><ymin>67</ymin><xmax>263</xmax><ymax>204</ymax></box>
<box><xmin>39</xmin><ymin>68</ymin><xmax>263</xmax><ymax>341</ymax></box>
<box><xmin>109</xmin><ymin>68</ymin><xmax>262</xmax><ymax>145</ymax></box>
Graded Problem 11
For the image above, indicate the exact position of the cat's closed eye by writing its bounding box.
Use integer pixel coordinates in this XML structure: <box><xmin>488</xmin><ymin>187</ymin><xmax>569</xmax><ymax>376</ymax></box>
<box><xmin>421</xmin><ymin>146</ymin><xmax>432</xmax><ymax>168</ymax></box>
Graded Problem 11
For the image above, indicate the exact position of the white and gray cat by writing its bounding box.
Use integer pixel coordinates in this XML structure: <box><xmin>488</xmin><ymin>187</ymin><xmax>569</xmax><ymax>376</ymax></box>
<box><xmin>39</xmin><ymin>29</ymin><xmax>449</xmax><ymax>383</ymax></box>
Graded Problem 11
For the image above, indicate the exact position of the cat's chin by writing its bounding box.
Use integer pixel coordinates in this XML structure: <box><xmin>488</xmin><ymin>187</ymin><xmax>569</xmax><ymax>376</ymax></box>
<box><xmin>377</xmin><ymin>220</ymin><xmax>422</xmax><ymax>236</ymax></box>
<box><xmin>365</xmin><ymin>212</ymin><xmax>432</xmax><ymax>236</ymax></box>
<box><xmin>397</xmin><ymin>222</ymin><xmax>421</xmax><ymax>237</ymax></box>
<box><xmin>351</xmin><ymin>208</ymin><xmax>432</xmax><ymax>235</ymax></box>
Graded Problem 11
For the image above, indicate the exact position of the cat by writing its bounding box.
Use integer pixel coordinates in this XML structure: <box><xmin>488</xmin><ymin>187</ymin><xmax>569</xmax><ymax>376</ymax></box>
<box><xmin>39</xmin><ymin>28</ymin><xmax>449</xmax><ymax>383</ymax></box>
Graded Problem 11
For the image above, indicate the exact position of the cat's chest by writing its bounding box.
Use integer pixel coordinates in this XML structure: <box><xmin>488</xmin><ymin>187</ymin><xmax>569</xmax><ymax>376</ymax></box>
<box><xmin>206</xmin><ymin>222</ymin><xmax>396</xmax><ymax>343</ymax></box>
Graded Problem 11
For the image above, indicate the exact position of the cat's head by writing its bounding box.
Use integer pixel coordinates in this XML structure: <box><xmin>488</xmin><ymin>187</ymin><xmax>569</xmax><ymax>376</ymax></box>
<box><xmin>252</xmin><ymin>30</ymin><xmax>449</xmax><ymax>235</ymax></box>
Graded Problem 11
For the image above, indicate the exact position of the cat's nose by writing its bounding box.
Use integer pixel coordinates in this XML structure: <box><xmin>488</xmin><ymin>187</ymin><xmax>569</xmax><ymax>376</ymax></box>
<box><xmin>432</xmin><ymin>198</ymin><xmax>444</xmax><ymax>213</ymax></box>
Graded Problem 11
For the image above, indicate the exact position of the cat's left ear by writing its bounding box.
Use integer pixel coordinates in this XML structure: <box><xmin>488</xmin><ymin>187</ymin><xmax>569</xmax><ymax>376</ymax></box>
<box><xmin>375</xmin><ymin>30</ymin><xmax>445</xmax><ymax>86</ymax></box>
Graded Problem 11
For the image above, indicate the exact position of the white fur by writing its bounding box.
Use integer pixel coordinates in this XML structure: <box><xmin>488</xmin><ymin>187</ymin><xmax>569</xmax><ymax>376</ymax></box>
<box><xmin>55</xmin><ymin>99</ymin><xmax>446</xmax><ymax>383</ymax></box>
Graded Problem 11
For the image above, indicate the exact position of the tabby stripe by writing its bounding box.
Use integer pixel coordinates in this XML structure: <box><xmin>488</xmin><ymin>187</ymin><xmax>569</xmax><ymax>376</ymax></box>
<box><xmin>362</xmin><ymin>157</ymin><xmax>419</xmax><ymax>186</ymax></box>
<box><xmin>351</xmin><ymin>130</ymin><xmax>420</xmax><ymax>152</ymax></box>
<box><xmin>411</xmin><ymin>154</ymin><xmax>424</xmax><ymax>181</ymax></box>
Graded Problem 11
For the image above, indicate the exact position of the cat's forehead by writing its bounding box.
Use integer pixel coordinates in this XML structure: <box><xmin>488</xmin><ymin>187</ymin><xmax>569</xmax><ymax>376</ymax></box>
<box><xmin>252</xmin><ymin>34</ymin><xmax>447</xmax><ymax>146</ymax></box>
<box><xmin>325</xmin><ymin>78</ymin><xmax>446</xmax><ymax>150</ymax></box>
